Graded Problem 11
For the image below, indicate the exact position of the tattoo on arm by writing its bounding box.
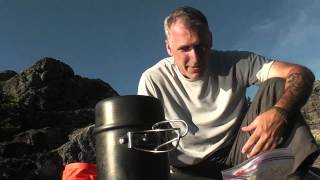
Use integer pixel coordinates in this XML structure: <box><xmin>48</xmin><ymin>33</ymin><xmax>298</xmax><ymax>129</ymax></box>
<box><xmin>280</xmin><ymin>72</ymin><xmax>314</xmax><ymax>111</ymax></box>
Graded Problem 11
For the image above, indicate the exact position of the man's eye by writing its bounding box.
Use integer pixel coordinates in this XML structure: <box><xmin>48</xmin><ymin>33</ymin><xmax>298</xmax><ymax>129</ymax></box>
<box><xmin>197</xmin><ymin>44</ymin><xmax>208</xmax><ymax>51</ymax></box>
<box><xmin>180</xmin><ymin>47</ymin><xmax>191</xmax><ymax>52</ymax></box>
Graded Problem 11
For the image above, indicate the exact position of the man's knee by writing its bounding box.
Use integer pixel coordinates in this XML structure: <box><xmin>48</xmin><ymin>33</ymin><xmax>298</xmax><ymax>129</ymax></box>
<box><xmin>259</xmin><ymin>77</ymin><xmax>285</xmax><ymax>97</ymax></box>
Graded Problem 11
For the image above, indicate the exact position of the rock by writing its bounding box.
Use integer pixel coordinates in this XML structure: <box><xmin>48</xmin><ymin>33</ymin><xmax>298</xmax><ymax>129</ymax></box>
<box><xmin>36</xmin><ymin>151</ymin><xmax>64</xmax><ymax>180</ymax></box>
<box><xmin>0</xmin><ymin>57</ymin><xmax>118</xmax><ymax>180</ymax></box>
<box><xmin>0</xmin><ymin>158</ymin><xmax>38</xmax><ymax>180</ymax></box>
<box><xmin>302</xmin><ymin>80</ymin><xmax>320</xmax><ymax>173</ymax></box>
<box><xmin>57</xmin><ymin>125</ymin><xmax>96</xmax><ymax>165</ymax></box>
<box><xmin>2</xmin><ymin>57</ymin><xmax>118</xmax><ymax>111</ymax></box>
<box><xmin>0</xmin><ymin>141</ymin><xmax>33</xmax><ymax>158</ymax></box>
<box><xmin>0</xmin><ymin>70</ymin><xmax>17</xmax><ymax>81</ymax></box>
<box><xmin>13</xmin><ymin>127</ymin><xmax>67</xmax><ymax>151</ymax></box>
<box><xmin>302</xmin><ymin>80</ymin><xmax>320</xmax><ymax>128</ymax></box>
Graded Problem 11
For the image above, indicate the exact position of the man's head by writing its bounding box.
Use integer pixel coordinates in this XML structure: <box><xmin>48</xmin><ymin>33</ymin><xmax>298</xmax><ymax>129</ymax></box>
<box><xmin>164</xmin><ymin>6</ymin><xmax>212</xmax><ymax>80</ymax></box>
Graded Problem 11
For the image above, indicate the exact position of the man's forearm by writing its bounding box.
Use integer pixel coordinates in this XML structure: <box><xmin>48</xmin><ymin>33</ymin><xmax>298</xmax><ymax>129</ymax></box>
<box><xmin>275</xmin><ymin>67</ymin><xmax>315</xmax><ymax>112</ymax></box>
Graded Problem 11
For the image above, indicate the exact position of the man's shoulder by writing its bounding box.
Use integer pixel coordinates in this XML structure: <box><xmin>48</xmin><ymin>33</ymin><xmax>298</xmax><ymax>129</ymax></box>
<box><xmin>211</xmin><ymin>49</ymin><xmax>263</xmax><ymax>68</ymax></box>
<box><xmin>139</xmin><ymin>57</ymin><xmax>175</xmax><ymax>90</ymax></box>
<box><xmin>143</xmin><ymin>57</ymin><xmax>174</xmax><ymax>77</ymax></box>
<box><xmin>212</xmin><ymin>49</ymin><xmax>253</xmax><ymax>59</ymax></box>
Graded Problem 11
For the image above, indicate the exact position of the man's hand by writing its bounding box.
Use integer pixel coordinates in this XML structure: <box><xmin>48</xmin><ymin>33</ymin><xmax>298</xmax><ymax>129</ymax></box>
<box><xmin>241</xmin><ymin>107</ymin><xmax>287</xmax><ymax>158</ymax></box>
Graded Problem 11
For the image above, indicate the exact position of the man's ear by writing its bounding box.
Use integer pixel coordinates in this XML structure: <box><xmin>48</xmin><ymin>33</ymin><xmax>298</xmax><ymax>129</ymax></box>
<box><xmin>165</xmin><ymin>39</ymin><xmax>173</xmax><ymax>56</ymax></box>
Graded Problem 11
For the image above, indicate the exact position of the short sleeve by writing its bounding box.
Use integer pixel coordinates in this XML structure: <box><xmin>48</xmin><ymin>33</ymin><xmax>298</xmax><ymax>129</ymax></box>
<box><xmin>255</xmin><ymin>61</ymin><xmax>273</xmax><ymax>82</ymax></box>
<box><xmin>230</xmin><ymin>51</ymin><xmax>274</xmax><ymax>86</ymax></box>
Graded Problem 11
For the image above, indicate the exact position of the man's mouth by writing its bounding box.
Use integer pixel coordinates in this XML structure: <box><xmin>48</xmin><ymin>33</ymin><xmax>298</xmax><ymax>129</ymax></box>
<box><xmin>188</xmin><ymin>66</ymin><xmax>201</xmax><ymax>73</ymax></box>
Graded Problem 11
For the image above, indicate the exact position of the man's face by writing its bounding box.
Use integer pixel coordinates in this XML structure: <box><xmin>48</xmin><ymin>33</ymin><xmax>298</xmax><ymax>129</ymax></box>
<box><xmin>166</xmin><ymin>19</ymin><xmax>212</xmax><ymax>80</ymax></box>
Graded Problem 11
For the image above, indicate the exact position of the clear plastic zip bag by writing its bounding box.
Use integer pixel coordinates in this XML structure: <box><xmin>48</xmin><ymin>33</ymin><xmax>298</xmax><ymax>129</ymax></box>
<box><xmin>221</xmin><ymin>148</ymin><xmax>294</xmax><ymax>180</ymax></box>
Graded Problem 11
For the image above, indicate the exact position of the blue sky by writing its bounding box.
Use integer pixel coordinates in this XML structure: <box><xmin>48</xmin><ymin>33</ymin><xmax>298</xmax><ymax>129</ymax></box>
<box><xmin>0</xmin><ymin>0</ymin><xmax>319</xmax><ymax>96</ymax></box>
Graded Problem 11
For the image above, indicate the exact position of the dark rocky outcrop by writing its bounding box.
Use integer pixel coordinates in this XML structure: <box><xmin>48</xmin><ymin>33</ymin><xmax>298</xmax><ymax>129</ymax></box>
<box><xmin>302</xmin><ymin>80</ymin><xmax>320</xmax><ymax>171</ymax></box>
<box><xmin>57</xmin><ymin>125</ymin><xmax>96</xmax><ymax>165</ymax></box>
<box><xmin>2</xmin><ymin>58</ymin><xmax>117</xmax><ymax>111</ymax></box>
<box><xmin>0</xmin><ymin>70</ymin><xmax>17</xmax><ymax>81</ymax></box>
<box><xmin>302</xmin><ymin>80</ymin><xmax>320</xmax><ymax>128</ymax></box>
<box><xmin>0</xmin><ymin>58</ymin><xmax>118</xmax><ymax>180</ymax></box>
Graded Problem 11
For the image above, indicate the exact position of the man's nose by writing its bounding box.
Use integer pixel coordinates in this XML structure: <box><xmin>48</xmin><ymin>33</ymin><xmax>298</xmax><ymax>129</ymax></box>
<box><xmin>189</xmin><ymin>48</ymin><xmax>201</xmax><ymax>64</ymax></box>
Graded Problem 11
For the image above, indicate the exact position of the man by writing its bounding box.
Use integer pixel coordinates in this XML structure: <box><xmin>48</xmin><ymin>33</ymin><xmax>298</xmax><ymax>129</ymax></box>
<box><xmin>138</xmin><ymin>6</ymin><xmax>319</xmax><ymax>180</ymax></box>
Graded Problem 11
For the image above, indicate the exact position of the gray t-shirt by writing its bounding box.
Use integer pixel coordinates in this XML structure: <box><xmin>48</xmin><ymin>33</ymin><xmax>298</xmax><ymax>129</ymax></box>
<box><xmin>138</xmin><ymin>50</ymin><xmax>273</xmax><ymax>166</ymax></box>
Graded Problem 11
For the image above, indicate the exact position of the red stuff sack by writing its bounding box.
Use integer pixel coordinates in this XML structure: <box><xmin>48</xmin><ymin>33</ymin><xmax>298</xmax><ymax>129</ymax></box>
<box><xmin>62</xmin><ymin>163</ymin><xmax>96</xmax><ymax>180</ymax></box>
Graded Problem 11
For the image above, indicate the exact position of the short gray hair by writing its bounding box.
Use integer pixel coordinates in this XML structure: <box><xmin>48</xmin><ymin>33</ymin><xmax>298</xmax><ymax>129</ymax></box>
<box><xmin>164</xmin><ymin>6</ymin><xmax>209</xmax><ymax>38</ymax></box>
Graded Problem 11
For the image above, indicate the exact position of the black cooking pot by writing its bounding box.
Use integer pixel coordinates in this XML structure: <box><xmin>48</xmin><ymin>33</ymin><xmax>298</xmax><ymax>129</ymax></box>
<box><xmin>94</xmin><ymin>95</ymin><xmax>170</xmax><ymax>180</ymax></box>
